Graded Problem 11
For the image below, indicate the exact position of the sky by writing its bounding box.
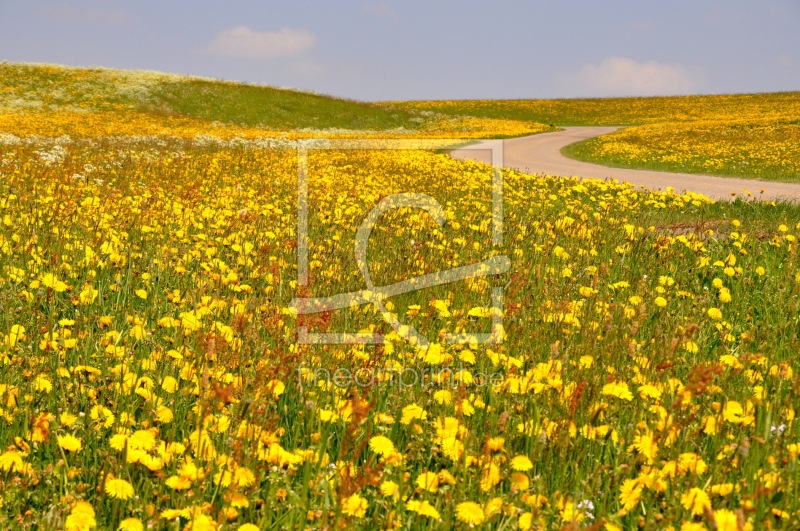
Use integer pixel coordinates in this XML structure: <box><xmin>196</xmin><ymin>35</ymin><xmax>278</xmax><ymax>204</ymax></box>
<box><xmin>1</xmin><ymin>0</ymin><xmax>799</xmax><ymax>102</ymax></box>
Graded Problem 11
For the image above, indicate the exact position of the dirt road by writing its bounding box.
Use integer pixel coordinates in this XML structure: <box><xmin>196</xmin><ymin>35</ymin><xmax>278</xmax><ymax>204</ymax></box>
<box><xmin>449</xmin><ymin>127</ymin><xmax>800</xmax><ymax>201</ymax></box>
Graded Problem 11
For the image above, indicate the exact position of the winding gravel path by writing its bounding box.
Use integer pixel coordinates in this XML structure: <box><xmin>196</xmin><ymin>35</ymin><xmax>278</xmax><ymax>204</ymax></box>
<box><xmin>449</xmin><ymin>126</ymin><xmax>800</xmax><ymax>201</ymax></box>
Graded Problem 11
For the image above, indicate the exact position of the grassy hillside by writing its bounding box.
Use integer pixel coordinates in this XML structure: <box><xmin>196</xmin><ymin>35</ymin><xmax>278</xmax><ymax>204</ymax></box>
<box><xmin>0</xmin><ymin>62</ymin><xmax>421</xmax><ymax>130</ymax></box>
<box><xmin>0</xmin><ymin>62</ymin><xmax>551</xmax><ymax>139</ymax></box>
<box><xmin>383</xmin><ymin>92</ymin><xmax>800</xmax><ymax>126</ymax></box>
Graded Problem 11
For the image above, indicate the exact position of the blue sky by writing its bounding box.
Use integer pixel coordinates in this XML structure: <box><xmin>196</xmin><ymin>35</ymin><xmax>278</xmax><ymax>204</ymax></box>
<box><xmin>1</xmin><ymin>0</ymin><xmax>798</xmax><ymax>101</ymax></box>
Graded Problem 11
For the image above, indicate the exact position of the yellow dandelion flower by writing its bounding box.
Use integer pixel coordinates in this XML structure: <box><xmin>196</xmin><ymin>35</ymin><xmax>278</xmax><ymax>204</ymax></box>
<box><xmin>455</xmin><ymin>502</ymin><xmax>485</xmax><ymax>525</ymax></box>
<box><xmin>105</xmin><ymin>478</ymin><xmax>134</xmax><ymax>500</ymax></box>
<box><xmin>368</xmin><ymin>435</ymin><xmax>395</xmax><ymax>456</ymax></box>
<box><xmin>406</xmin><ymin>499</ymin><xmax>441</xmax><ymax>519</ymax></box>
<box><xmin>380</xmin><ymin>480</ymin><xmax>399</xmax><ymax>498</ymax></box>
<box><xmin>58</xmin><ymin>434</ymin><xmax>83</xmax><ymax>453</ymax></box>
<box><xmin>619</xmin><ymin>479</ymin><xmax>642</xmax><ymax>511</ymax></box>
<box><xmin>42</xmin><ymin>273</ymin><xmax>68</xmax><ymax>292</ymax></box>
<box><xmin>415</xmin><ymin>471</ymin><xmax>439</xmax><ymax>492</ymax></box>
<box><xmin>118</xmin><ymin>518</ymin><xmax>144</xmax><ymax>531</ymax></box>
<box><xmin>681</xmin><ymin>487</ymin><xmax>710</xmax><ymax>516</ymax></box>
<box><xmin>155</xmin><ymin>406</ymin><xmax>174</xmax><ymax>423</ymax></box>
<box><xmin>714</xmin><ymin>509</ymin><xmax>738</xmax><ymax>531</ymax></box>
<box><xmin>65</xmin><ymin>501</ymin><xmax>96</xmax><ymax>531</ymax></box>
<box><xmin>0</xmin><ymin>450</ymin><xmax>25</xmax><ymax>472</ymax></box>
<box><xmin>341</xmin><ymin>493</ymin><xmax>367</xmax><ymax>517</ymax></box>
<box><xmin>601</xmin><ymin>381</ymin><xmax>633</xmax><ymax>401</ymax></box>
<box><xmin>400</xmin><ymin>403</ymin><xmax>427</xmax><ymax>425</ymax></box>
<box><xmin>511</xmin><ymin>472</ymin><xmax>530</xmax><ymax>491</ymax></box>
<box><xmin>511</xmin><ymin>455</ymin><xmax>533</xmax><ymax>471</ymax></box>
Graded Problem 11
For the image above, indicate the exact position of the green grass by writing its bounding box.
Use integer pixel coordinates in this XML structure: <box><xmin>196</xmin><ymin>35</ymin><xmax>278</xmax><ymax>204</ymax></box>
<box><xmin>148</xmin><ymin>80</ymin><xmax>428</xmax><ymax>131</ymax></box>
<box><xmin>0</xmin><ymin>62</ymin><xmax>437</xmax><ymax>133</ymax></box>
<box><xmin>383</xmin><ymin>92</ymin><xmax>800</xmax><ymax>126</ymax></box>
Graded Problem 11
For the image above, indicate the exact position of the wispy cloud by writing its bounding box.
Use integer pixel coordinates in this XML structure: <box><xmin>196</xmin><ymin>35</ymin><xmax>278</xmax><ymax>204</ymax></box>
<box><xmin>207</xmin><ymin>26</ymin><xmax>316</xmax><ymax>59</ymax></box>
<box><xmin>567</xmin><ymin>56</ymin><xmax>699</xmax><ymax>97</ymax></box>
<box><xmin>362</xmin><ymin>2</ymin><xmax>396</xmax><ymax>18</ymax></box>
<box><xmin>37</xmin><ymin>2</ymin><xmax>134</xmax><ymax>24</ymax></box>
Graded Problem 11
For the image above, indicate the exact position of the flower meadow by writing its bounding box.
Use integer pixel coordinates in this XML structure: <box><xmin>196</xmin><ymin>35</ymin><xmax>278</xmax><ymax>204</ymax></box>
<box><xmin>566</xmin><ymin>120</ymin><xmax>800</xmax><ymax>182</ymax></box>
<box><xmin>2</xmin><ymin>63</ymin><xmax>800</xmax><ymax>531</ymax></box>
<box><xmin>387</xmin><ymin>93</ymin><xmax>800</xmax><ymax>182</ymax></box>
<box><xmin>0</xmin><ymin>62</ymin><xmax>550</xmax><ymax>141</ymax></box>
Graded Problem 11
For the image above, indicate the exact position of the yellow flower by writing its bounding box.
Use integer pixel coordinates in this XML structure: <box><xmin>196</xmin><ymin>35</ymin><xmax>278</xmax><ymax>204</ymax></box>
<box><xmin>60</xmin><ymin>412</ymin><xmax>78</xmax><ymax>426</ymax></box>
<box><xmin>619</xmin><ymin>479</ymin><xmax>642</xmax><ymax>511</ymax></box>
<box><xmin>710</xmin><ymin>483</ymin><xmax>734</xmax><ymax>496</ymax></box>
<box><xmin>406</xmin><ymin>499</ymin><xmax>441</xmax><ymax>519</ymax></box>
<box><xmin>0</xmin><ymin>450</ymin><xmax>25</xmax><ymax>472</ymax></box>
<box><xmin>433</xmin><ymin>390</ymin><xmax>452</xmax><ymax>404</ymax></box>
<box><xmin>238</xmin><ymin>525</ymin><xmax>260</xmax><ymax>531</ymax></box>
<box><xmin>65</xmin><ymin>501</ymin><xmax>96</xmax><ymax>531</ymax></box>
<box><xmin>511</xmin><ymin>455</ymin><xmax>533</xmax><ymax>471</ymax></box>
<box><xmin>455</xmin><ymin>502</ymin><xmax>485</xmax><ymax>525</ymax></box>
<box><xmin>718</xmin><ymin>287</ymin><xmax>731</xmax><ymax>303</ymax></box>
<box><xmin>379</xmin><ymin>480</ymin><xmax>399</xmax><ymax>498</ymax></box>
<box><xmin>723</xmin><ymin>401</ymin><xmax>754</xmax><ymax>425</ymax></box>
<box><xmin>714</xmin><ymin>509</ymin><xmax>738</xmax><ymax>531</ymax></box>
<box><xmin>654</xmin><ymin>296</ymin><xmax>668</xmax><ymax>307</ymax></box>
<box><xmin>681</xmin><ymin>487</ymin><xmax>710</xmax><ymax>516</ymax></box>
<box><xmin>42</xmin><ymin>273</ymin><xmax>68</xmax><ymax>292</ymax></box>
<box><xmin>400</xmin><ymin>403</ymin><xmax>427</xmax><ymax>425</ymax></box>
<box><xmin>415</xmin><ymin>471</ymin><xmax>439</xmax><ymax>492</ymax></box>
<box><xmin>707</xmin><ymin>307</ymin><xmax>723</xmax><ymax>320</ymax></box>
<box><xmin>34</xmin><ymin>376</ymin><xmax>53</xmax><ymax>393</ymax></box>
<box><xmin>601</xmin><ymin>381</ymin><xmax>633</xmax><ymax>401</ymax></box>
<box><xmin>678</xmin><ymin>453</ymin><xmax>708</xmax><ymax>475</ymax></box>
<box><xmin>188</xmin><ymin>513</ymin><xmax>216</xmax><ymax>531</ymax></box>
<box><xmin>511</xmin><ymin>472</ymin><xmax>530</xmax><ymax>491</ymax></box>
<box><xmin>156</xmin><ymin>406</ymin><xmax>174</xmax><ymax>423</ymax></box>
<box><xmin>341</xmin><ymin>493</ymin><xmax>367</xmax><ymax>517</ymax></box>
<box><xmin>422</xmin><ymin>343</ymin><xmax>447</xmax><ymax>364</ymax></box>
<box><xmin>161</xmin><ymin>376</ymin><xmax>179</xmax><ymax>393</ymax></box>
<box><xmin>480</xmin><ymin>463</ymin><xmax>501</xmax><ymax>492</ymax></box>
<box><xmin>134</xmin><ymin>289</ymin><xmax>148</xmax><ymax>299</ymax></box>
<box><xmin>629</xmin><ymin>433</ymin><xmax>658</xmax><ymax>463</ymax></box>
<box><xmin>118</xmin><ymin>518</ymin><xmax>144</xmax><ymax>531</ymax></box>
<box><xmin>78</xmin><ymin>286</ymin><xmax>98</xmax><ymax>304</ymax></box>
<box><xmin>560</xmin><ymin>501</ymin><xmax>584</xmax><ymax>522</ymax></box>
<box><xmin>486</xmin><ymin>437</ymin><xmax>505</xmax><ymax>451</ymax></box>
<box><xmin>58</xmin><ymin>434</ymin><xmax>83</xmax><ymax>453</ymax></box>
<box><xmin>5</xmin><ymin>324</ymin><xmax>26</xmax><ymax>347</ymax></box>
<box><xmin>165</xmin><ymin>475</ymin><xmax>192</xmax><ymax>490</ymax></box>
<box><xmin>368</xmin><ymin>435</ymin><xmax>395</xmax><ymax>456</ymax></box>
<box><xmin>105</xmin><ymin>478</ymin><xmax>135</xmax><ymax>500</ymax></box>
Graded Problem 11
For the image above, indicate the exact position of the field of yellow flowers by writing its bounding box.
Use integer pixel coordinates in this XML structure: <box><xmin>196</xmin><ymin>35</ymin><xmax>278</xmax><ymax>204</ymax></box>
<box><xmin>387</xmin><ymin>93</ymin><xmax>800</xmax><ymax>182</ymax></box>
<box><xmin>2</xmin><ymin>62</ymin><xmax>800</xmax><ymax>530</ymax></box>
<box><xmin>0</xmin><ymin>62</ymin><xmax>550</xmax><ymax>140</ymax></box>
<box><xmin>564</xmin><ymin>119</ymin><xmax>800</xmax><ymax>182</ymax></box>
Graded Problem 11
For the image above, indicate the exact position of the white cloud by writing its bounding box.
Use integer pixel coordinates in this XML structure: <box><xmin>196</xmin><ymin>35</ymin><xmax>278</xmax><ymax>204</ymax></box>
<box><xmin>363</xmin><ymin>2</ymin><xmax>396</xmax><ymax>18</ymax></box>
<box><xmin>568</xmin><ymin>57</ymin><xmax>699</xmax><ymax>97</ymax></box>
<box><xmin>207</xmin><ymin>27</ymin><xmax>316</xmax><ymax>59</ymax></box>
<box><xmin>38</xmin><ymin>2</ymin><xmax>133</xmax><ymax>24</ymax></box>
